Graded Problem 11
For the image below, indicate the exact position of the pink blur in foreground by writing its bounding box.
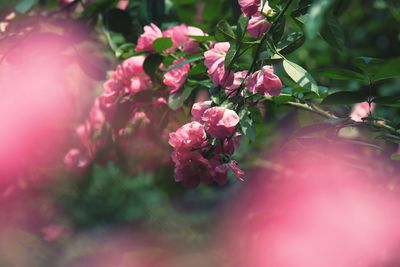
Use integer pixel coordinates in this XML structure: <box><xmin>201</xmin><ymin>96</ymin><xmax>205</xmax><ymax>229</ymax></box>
<box><xmin>220</xmin><ymin>143</ymin><xmax>400</xmax><ymax>267</ymax></box>
<box><xmin>0</xmin><ymin>23</ymin><xmax>103</xmax><ymax>191</ymax></box>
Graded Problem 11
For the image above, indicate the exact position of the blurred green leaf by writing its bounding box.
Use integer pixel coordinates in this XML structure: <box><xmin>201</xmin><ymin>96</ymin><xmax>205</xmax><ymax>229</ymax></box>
<box><xmin>321</xmin><ymin>91</ymin><xmax>365</xmax><ymax>105</ymax></box>
<box><xmin>143</xmin><ymin>54</ymin><xmax>163</xmax><ymax>82</ymax></box>
<box><xmin>319</xmin><ymin>68</ymin><xmax>368</xmax><ymax>82</ymax></box>
<box><xmin>304</xmin><ymin>0</ymin><xmax>334</xmax><ymax>39</ymax></box>
<box><xmin>15</xmin><ymin>0</ymin><xmax>38</xmax><ymax>13</ymax></box>
<box><xmin>168</xmin><ymin>86</ymin><xmax>194</xmax><ymax>110</ymax></box>
<box><xmin>321</xmin><ymin>16</ymin><xmax>344</xmax><ymax>49</ymax></box>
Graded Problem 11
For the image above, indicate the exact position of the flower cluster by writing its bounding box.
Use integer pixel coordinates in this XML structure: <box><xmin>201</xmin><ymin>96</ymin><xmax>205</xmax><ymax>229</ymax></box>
<box><xmin>65</xmin><ymin>0</ymin><xmax>284</xmax><ymax>187</ymax></box>
<box><xmin>204</xmin><ymin>42</ymin><xmax>282</xmax><ymax>97</ymax></box>
<box><xmin>169</xmin><ymin>102</ymin><xmax>244</xmax><ymax>187</ymax></box>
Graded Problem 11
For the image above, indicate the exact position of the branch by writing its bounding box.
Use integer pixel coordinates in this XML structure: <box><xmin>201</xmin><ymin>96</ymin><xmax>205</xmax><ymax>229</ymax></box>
<box><xmin>264</xmin><ymin>97</ymin><xmax>400</xmax><ymax>138</ymax></box>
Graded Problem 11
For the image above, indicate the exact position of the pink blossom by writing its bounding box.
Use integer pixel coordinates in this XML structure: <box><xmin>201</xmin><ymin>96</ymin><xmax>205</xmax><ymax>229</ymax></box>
<box><xmin>225</xmin><ymin>70</ymin><xmax>248</xmax><ymax>96</ymax></box>
<box><xmin>202</xmin><ymin>107</ymin><xmax>240</xmax><ymax>138</ymax></box>
<box><xmin>229</xmin><ymin>160</ymin><xmax>245</xmax><ymax>180</ymax></box>
<box><xmin>41</xmin><ymin>224</ymin><xmax>64</xmax><ymax>242</ymax></box>
<box><xmin>247</xmin><ymin>65</ymin><xmax>282</xmax><ymax>96</ymax></box>
<box><xmin>172</xmin><ymin>151</ymin><xmax>213</xmax><ymax>187</ymax></box>
<box><xmin>64</xmin><ymin>148</ymin><xmax>89</xmax><ymax>171</ymax></box>
<box><xmin>99</xmin><ymin>55</ymin><xmax>151</xmax><ymax>122</ymax></box>
<box><xmin>204</xmin><ymin>42</ymin><xmax>234</xmax><ymax>87</ymax></box>
<box><xmin>350</xmin><ymin>102</ymin><xmax>375</xmax><ymax>122</ymax></box>
<box><xmin>238</xmin><ymin>0</ymin><xmax>261</xmax><ymax>17</ymax></box>
<box><xmin>163</xmin><ymin>24</ymin><xmax>205</xmax><ymax>53</ymax></box>
<box><xmin>168</xmin><ymin>121</ymin><xmax>207</xmax><ymax>151</ymax></box>
<box><xmin>117</xmin><ymin>0</ymin><xmax>129</xmax><ymax>10</ymax></box>
<box><xmin>213</xmin><ymin>163</ymin><xmax>229</xmax><ymax>186</ymax></box>
<box><xmin>191</xmin><ymin>100</ymin><xmax>212</xmax><ymax>122</ymax></box>
<box><xmin>136</xmin><ymin>23</ymin><xmax>163</xmax><ymax>52</ymax></box>
<box><xmin>163</xmin><ymin>58</ymin><xmax>190</xmax><ymax>94</ymax></box>
<box><xmin>247</xmin><ymin>13</ymin><xmax>271</xmax><ymax>38</ymax></box>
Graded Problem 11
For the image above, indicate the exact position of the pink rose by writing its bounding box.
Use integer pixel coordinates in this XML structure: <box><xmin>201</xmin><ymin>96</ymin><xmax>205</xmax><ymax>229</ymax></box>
<box><xmin>163</xmin><ymin>58</ymin><xmax>190</xmax><ymax>94</ymax></box>
<box><xmin>204</xmin><ymin>42</ymin><xmax>234</xmax><ymax>87</ymax></box>
<box><xmin>247</xmin><ymin>13</ymin><xmax>271</xmax><ymax>38</ymax></box>
<box><xmin>350</xmin><ymin>102</ymin><xmax>375</xmax><ymax>122</ymax></box>
<box><xmin>191</xmin><ymin>100</ymin><xmax>212</xmax><ymax>122</ymax></box>
<box><xmin>136</xmin><ymin>23</ymin><xmax>163</xmax><ymax>52</ymax></box>
<box><xmin>202</xmin><ymin>107</ymin><xmax>240</xmax><ymax>138</ymax></box>
<box><xmin>163</xmin><ymin>24</ymin><xmax>205</xmax><ymax>54</ymax></box>
<box><xmin>172</xmin><ymin>150</ymin><xmax>213</xmax><ymax>187</ymax></box>
<box><xmin>225</xmin><ymin>70</ymin><xmax>248</xmax><ymax>96</ymax></box>
<box><xmin>238</xmin><ymin>0</ymin><xmax>261</xmax><ymax>17</ymax></box>
<box><xmin>168</xmin><ymin>121</ymin><xmax>207</xmax><ymax>151</ymax></box>
<box><xmin>184</xmin><ymin>26</ymin><xmax>205</xmax><ymax>53</ymax></box>
<box><xmin>212</xmin><ymin>163</ymin><xmax>229</xmax><ymax>186</ymax></box>
<box><xmin>247</xmin><ymin>65</ymin><xmax>282</xmax><ymax>96</ymax></box>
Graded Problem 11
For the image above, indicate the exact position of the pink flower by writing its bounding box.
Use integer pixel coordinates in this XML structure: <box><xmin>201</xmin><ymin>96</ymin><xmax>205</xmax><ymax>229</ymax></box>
<box><xmin>64</xmin><ymin>148</ymin><xmax>89</xmax><ymax>171</ymax></box>
<box><xmin>247</xmin><ymin>13</ymin><xmax>271</xmax><ymax>38</ymax></box>
<box><xmin>350</xmin><ymin>102</ymin><xmax>375</xmax><ymax>122</ymax></box>
<box><xmin>213</xmin><ymin>163</ymin><xmax>229</xmax><ymax>186</ymax></box>
<box><xmin>229</xmin><ymin>160</ymin><xmax>245</xmax><ymax>180</ymax></box>
<box><xmin>163</xmin><ymin>58</ymin><xmax>190</xmax><ymax>94</ymax></box>
<box><xmin>202</xmin><ymin>107</ymin><xmax>240</xmax><ymax>138</ymax></box>
<box><xmin>191</xmin><ymin>100</ymin><xmax>212</xmax><ymax>122</ymax></box>
<box><xmin>238</xmin><ymin>0</ymin><xmax>261</xmax><ymax>17</ymax></box>
<box><xmin>163</xmin><ymin>24</ymin><xmax>205</xmax><ymax>54</ymax></box>
<box><xmin>168</xmin><ymin>121</ymin><xmax>207</xmax><ymax>151</ymax></box>
<box><xmin>41</xmin><ymin>224</ymin><xmax>64</xmax><ymax>242</ymax></box>
<box><xmin>136</xmin><ymin>23</ymin><xmax>163</xmax><ymax>52</ymax></box>
<box><xmin>204</xmin><ymin>42</ymin><xmax>234</xmax><ymax>87</ymax></box>
<box><xmin>172</xmin><ymin>150</ymin><xmax>213</xmax><ymax>187</ymax></box>
<box><xmin>100</xmin><ymin>55</ymin><xmax>151</xmax><ymax>122</ymax></box>
<box><xmin>117</xmin><ymin>0</ymin><xmax>129</xmax><ymax>10</ymax></box>
<box><xmin>225</xmin><ymin>70</ymin><xmax>248</xmax><ymax>96</ymax></box>
<box><xmin>246</xmin><ymin>65</ymin><xmax>282</xmax><ymax>96</ymax></box>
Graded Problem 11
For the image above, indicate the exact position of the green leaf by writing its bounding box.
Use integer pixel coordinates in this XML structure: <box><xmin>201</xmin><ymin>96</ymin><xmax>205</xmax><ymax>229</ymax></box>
<box><xmin>319</xmin><ymin>68</ymin><xmax>368</xmax><ymax>82</ymax></box>
<box><xmin>189</xmin><ymin>35</ymin><xmax>216</xmax><ymax>42</ymax></box>
<box><xmin>152</xmin><ymin>37</ymin><xmax>173</xmax><ymax>53</ymax></box>
<box><xmin>271</xmin><ymin>16</ymin><xmax>286</xmax><ymax>43</ymax></box>
<box><xmin>215</xmin><ymin>20</ymin><xmax>236</xmax><ymax>41</ymax></box>
<box><xmin>304</xmin><ymin>0</ymin><xmax>334</xmax><ymax>39</ymax></box>
<box><xmin>372</xmin><ymin>96</ymin><xmax>400</xmax><ymax>104</ymax></box>
<box><xmin>391</xmin><ymin>153</ymin><xmax>400</xmax><ymax>161</ymax></box>
<box><xmin>103</xmin><ymin>9</ymin><xmax>132</xmax><ymax>36</ymax></box>
<box><xmin>15</xmin><ymin>0</ymin><xmax>38</xmax><ymax>13</ymax></box>
<box><xmin>188</xmin><ymin>63</ymin><xmax>207</xmax><ymax>77</ymax></box>
<box><xmin>236</xmin><ymin>14</ymin><xmax>249</xmax><ymax>41</ymax></box>
<box><xmin>164</xmin><ymin>56</ymin><xmax>204</xmax><ymax>72</ymax></box>
<box><xmin>224</xmin><ymin>42</ymin><xmax>239</xmax><ymax>68</ymax></box>
<box><xmin>168</xmin><ymin>86</ymin><xmax>194</xmax><ymax>111</ymax></box>
<box><xmin>115</xmin><ymin>43</ymin><xmax>136</xmax><ymax>59</ymax></box>
<box><xmin>320</xmin><ymin>16</ymin><xmax>344</xmax><ymax>49</ymax></box>
<box><xmin>276</xmin><ymin>32</ymin><xmax>305</xmax><ymax>55</ymax></box>
<box><xmin>282</xmin><ymin>59</ymin><xmax>319</xmax><ymax>95</ymax></box>
<box><xmin>239</xmin><ymin>108</ymin><xmax>256</xmax><ymax>141</ymax></box>
<box><xmin>271</xmin><ymin>94</ymin><xmax>296</xmax><ymax>104</ymax></box>
<box><xmin>143</xmin><ymin>54</ymin><xmax>163</xmax><ymax>81</ymax></box>
<box><xmin>353</xmin><ymin>57</ymin><xmax>400</xmax><ymax>82</ymax></box>
<box><xmin>320</xmin><ymin>91</ymin><xmax>366</xmax><ymax>105</ymax></box>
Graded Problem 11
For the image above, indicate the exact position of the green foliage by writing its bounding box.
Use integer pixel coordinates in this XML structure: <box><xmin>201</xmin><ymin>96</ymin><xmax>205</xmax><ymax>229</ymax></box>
<box><xmin>61</xmin><ymin>163</ymin><xmax>167</xmax><ymax>227</ymax></box>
